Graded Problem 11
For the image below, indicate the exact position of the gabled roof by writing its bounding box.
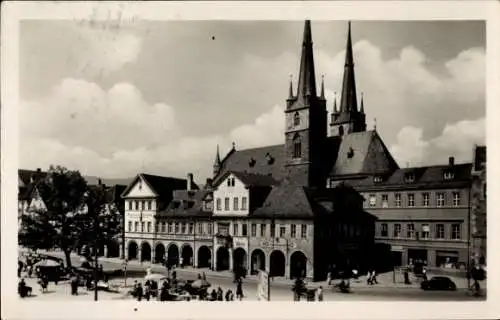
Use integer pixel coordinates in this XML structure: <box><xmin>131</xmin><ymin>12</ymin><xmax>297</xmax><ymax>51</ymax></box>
<box><xmin>214</xmin><ymin>170</ymin><xmax>280</xmax><ymax>189</ymax></box>
<box><xmin>121</xmin><ymin>173</ymin><xmax>187</xmax><ymax>198</ymax></box>
<box><xmin>330</xmin><ymin>130</ymin><xmax>399</xmax><ymax>177</ymax></box>
<box><xmin>252</xmin><ymin>184</ymin><xmax>316</xmax><ymax>219</ymax></box>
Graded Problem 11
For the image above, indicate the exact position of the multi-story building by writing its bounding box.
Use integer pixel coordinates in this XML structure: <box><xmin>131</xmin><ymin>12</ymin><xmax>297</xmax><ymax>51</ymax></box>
<box><xmin>471</xmin><ymin>145</ymin><xmax>486</xmax><ymax>266</ymax></box>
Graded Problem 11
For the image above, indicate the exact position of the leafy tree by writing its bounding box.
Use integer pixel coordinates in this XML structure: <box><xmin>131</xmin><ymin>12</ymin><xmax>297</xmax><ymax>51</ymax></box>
<box><xmin>19</xmin><ymin>165</ymin><xmax>88</xmax><ymax>268</ymax></box>
<box><xmin>19</xmin><ymin>165</ymin><xmax>122</xmax><ymax>269</ymax></box>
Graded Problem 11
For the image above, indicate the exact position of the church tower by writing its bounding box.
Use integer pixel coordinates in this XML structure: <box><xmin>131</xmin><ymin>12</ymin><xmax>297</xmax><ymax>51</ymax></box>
<box><xmin>329</xmin><ymin>22</ymin><xmax>366</xmax><ymax>137</ymax></box>
<box><xmin>284</xmin><ymin>20</ymin><xmax>327</xmax><ymax>188</ymax></box>
<box><xmin>213</xmin><ymin>144</ymin><xmax>221</xmax><ymax>178</ymax></box>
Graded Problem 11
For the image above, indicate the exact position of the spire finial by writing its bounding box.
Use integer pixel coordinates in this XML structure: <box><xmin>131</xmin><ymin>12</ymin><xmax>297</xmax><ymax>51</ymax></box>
<box><xmin>320</xmin><ymin>74</ymin><xmax>325</xmax><ymax>99</ymax></box>
<box><xmin>360</xmin><ymin>92</ymin><xmax>365</xmax><ymax>113</ymax></box>
<box><xmin>215</xmin><ymin>144</ymin><xmax>221</xmax><ymax>163</ymax></box>
<box><xmin>340</xmin><ymin>21</ymin><xmax>358</xmax><ymax>113</ymax></box>
<box><xmin>373</xmin><ymin>118</ymin><xmax>377</xmax><ymax>131</ymax></box>
<box><xmin>333</xmin><ymin>91</ymin><xmax>338</xmax><ymax>113</ymax></box>
<box><xmin>288</xmin><ymin>74</ymin><xmax>294</xmax><ymax>99</ymax></box>
<box><xmin>232</xmin><ymin>141</ymin><xmax>236</xmax><ymax>150</ymax></box>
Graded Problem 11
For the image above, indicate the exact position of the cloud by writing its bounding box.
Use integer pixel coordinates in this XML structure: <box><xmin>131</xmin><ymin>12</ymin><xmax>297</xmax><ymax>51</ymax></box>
<box><xmin>390</xmin><ymin>117</ymin><xmax>485</xmax><ymax>167</ymax></box>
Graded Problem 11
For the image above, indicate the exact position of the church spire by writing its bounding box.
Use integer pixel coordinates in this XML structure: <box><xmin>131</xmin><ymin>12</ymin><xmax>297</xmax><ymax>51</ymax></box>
<box><xmin>296</xmin><ymin>20</ymin><xmax>317</xmax><ymax>98</ymax></box>
<box><xmin>213</xmin><ymin>144</ymin><xmax>221</xmax><ymax>177</ymax></box>
<box><xmin>360</xmin><ymin>92</ymin><xmax>364</xmax><ymax>113</ymax></box>
<box><xmin>339</xmin><ymin>21</ymin><xmax>358</xmax><ymax>113</ymax></box>
<box><xmin>333</xmin><ymin>92</ymin><xmax>338</xmax><ymax>113</ymax></box>
<box><xmin>320</xmin><ymin>75</ymin><xmax>325</xmax><ymax>99</ymax></box>
<box><xmin>288</xmin><ymin>75</ymin><xmax>294</xmax><ymax>99</ymax></box>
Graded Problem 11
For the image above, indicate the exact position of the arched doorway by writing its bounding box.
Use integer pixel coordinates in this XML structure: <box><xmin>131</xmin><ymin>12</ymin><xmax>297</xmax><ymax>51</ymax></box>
<box><xmin>270</xmin><ymin>250</ymin><xmax>285</xmax><ymax>277</ymax></box>
<box><xmin>155</xmin><ymin>243</ymin><xmax>166</xmax><ymax>264</ymax></box>
<box><xmin>167</xmin><ymin>244</ymin><xmax>179</xmax><ymax>268</ymax></box>
<box><xmin>216</xmin><ymin>247</ymin><xmax>230</xmax><ymax>271</ymax></box>
<box><xmin>128</xmin><ymin>241</ymin><xmax>138</xmax><ymax>260</ymax></box>
<box><xmin>251</xmin><ymin>249</ymin><xmax>266</xmax><ymax>275</ymax></box>
<box><xmin>233</xmin><ymin>248</ymin><xmax>248</xmax><ymax>276</ymax></box>
<box><xmin>197</xmin><ymin>246</ymin><xmax>211</xmax><ymax>268</ymax></box>
<box><xmin>290</xmin><ymin>251</ymin><xmax>307</xmax><ymax>279</ymax></box>
<box><xmin>141</xmin><ymin>242</ymin><xmax>152</xmax><ymax>262</ymax></box>
<box><xmin>107</xmin><ymin>240</ymin><xmax>120</xmax><ymax>258</ymax></box>
<box><xmin>181</xmin><ymin>245</ymin><xmax>194</xmax><ymax>267</ymax></box>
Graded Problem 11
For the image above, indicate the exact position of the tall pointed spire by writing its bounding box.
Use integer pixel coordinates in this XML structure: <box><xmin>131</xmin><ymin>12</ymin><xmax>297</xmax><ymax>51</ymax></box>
<box><xmin>360</xmin><ymin>92</ymin><xmax>364</xmax><ymax>113</ymax></box>
<box><xmin>333</xmin><ymin>92</ymin><xmax>338</xmax><ymax>113</ymax></box>
<box><xmin>296</xmin><ymin>20</ymin><xmax>317</xmax><ymax>98</ymax></box>
<box><xmin>339</xmin><ymin>21</ymin><xmax>358</xmax><ymax>113</ymax></box>
<box><xmin>320</xmin><ymin>75</ymin><xmax>325</xmax><ymax>99</ymax></box>
<box><xmin>215</xmin><ymin>144</ymin><xmax>221</xmax><ymax>163</ymax></box>
<box><xmin>288</xmin><ymin>74</ymin><xmax>294</xmax><ymax>99</ymax></box>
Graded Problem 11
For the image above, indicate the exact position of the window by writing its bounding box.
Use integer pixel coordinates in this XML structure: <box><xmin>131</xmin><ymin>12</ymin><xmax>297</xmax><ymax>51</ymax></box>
<box><xmin>301</xmin><ymin>224</ymin><xmax>307</xmax><ymax>238</ymax></box>
<box><xmin>134</xmin><ymin>221</ymin><xmax>139</xmax><ymax>232</ymax></box>
<box><xmin>251</xmin><ymin>224</ymin><xmax>256</xmax><ymax>237</ymax></box>
<box><xmin>147</xmin><ymin>201</ymin><xmax>152</xmax><ymax>210</ymax></box>
<box><xmin>168</xmin><ymin>223</ymin><xmax>173</xmax><ymax>233</ymax></box>
<box><xmin>294</xmin><ymin>112</ymin><xmax>300</xmax><ymax>126</ymax></box>
<box><xmin>444</xmin><ymin>172</ymin><xmax>455</xmax><ymax>180</ymax></box>
<box><xmin>421</xmin><ymin>224</ymin><xmax>430</xmax><ymax>239</ymax></box>
<box><xmin>208</xmin><ymin>223</ymin><xmax>213</xmax><ymax>235</ymax></box>
<box><xmin>393</xmin><ymin>224</ymin><xmax>401</xmax><ymax>237</ymax></box>
<box><xmin>374</xmin><ymin>176</ymin><xmax>383</xmax><ymax>183</ymax></box>
<box><xmin>381</xmin><ymin>194</ymin><xmax>389</xmax><ymax>208</ymax></box>
<box><xmin>280</xmin><ymin>226</ymin><xmax>286</xmax><ymax>237</ymax></box>
<box><xmin>216</xmin><ymin>198</ymin><xmax>221</xmax><ymax>210</ymax></box>
<box><xmin>174</xmin><ymin>222</ymin><xmax>179</xmax><ymax>233</ymax></box>
<box><xmin>233</xmin><ymin>223</ymin><xmax>239</xmax><ymax>236</ymax></box>
<box><xmin>260</xmin><ymin>224</ymin><xmax>266</xmax><ymax>237</ymax></box>
<box><xmin>141</xmin><ymin>200</ymin><xmax>146</xmax><ymax>211</ymax></box>
<box><xmin>241</xmin><ymin>197</ymin><xmax>248</xmax><ymax>210</ymax></box>
<box><xmin>146</xmin><ymin>222</ymin><xmax>151</xmax><ymax>233</ymax></box>
<box><xmin>291</xmin><ymin>224</ymin><xmax>297</xmax><ymax>238</ymax></box>
<box><xmin>408</xmin><ymin>193</ymin><xmax>415</xmax><ymax>207</ymax></box>
<box><xmin>270</xmin><ymin>223</ymin><xmax>276</xmax><ymax>238</ymax></box>
<box><xmin>198</xmin><ymin>223</ymin><xmax>203</xmax><ymax>235</ymax></box>
<box><xmin>437</xmin><ymin>193</ymin><xmax>445</xmax><ymax>207</ymax></box>
<box><xmin>242</xmin><ymin>224</ymin><xmax>248</xmax><ymax>236</ymax></box>
<box><xmin>189</xmin><ymin>223</ymin><xmax>194</xmax><ymax>234</ymax></box>
<box><xmin>405</xmin><ymin>173</ymin><xmax>415</xmax><ymax>183</ymax></box>
<box><xmin>141</xmin><ymin>222</ymin><xmax>145</xmax><ymax>232</ymax></box>
<box><xmin>380</xmin><ymin>223</ymin><xmax>388</xmax><ymax>237</ymax></box>
<box><xmin>233</xmin><ymin>198</ymin><xmax>239</xmax><ymax>211</ymax></box>
<box><xmin>224</xmin><ymin>198</ymin><xmax>230</xmax><ymax>210</ymax></box>
<box><xmin>436</xmin><ymin>224</ymin><xmax>445</xmax><ymax>239</ymax></box>
<box><xmin>369</xmin><ymin>194</ymin><xmax>376</xmax><ymax>207</ymax></box>
<box><xmin>422</xmin><ymin>193</ymin><xmax>430</xmax><ymax>207</ymax></box>
<box><xmin>155</xmin><ymin>222</ymin><xmax>159</xmax><ymax>233</ymax></box>
<box><xmin>395</xmin><ymin>193</ymin><xmax>402</xmax><ymax>207</ymax></box>
<box><xmin>407</xmin><ymin>223</ymin><xmax>415</xmax><ymax>238</ymax></box>
<box><xmin>181</xmin><ymin>223</ymin><xmax>186</xmax><ymax>234</ymax></box>
<box><xmin>161</xmin><ymin>222</ymin><xmax>166</xmax><ymax>233</ymax></box>
<box><xmin>128</xmin><ymin>221</ymin><xmax>132</xmax><ymax>232</ymax></box>
<box><xmin>134</xmin><ymin>200</ymin><xmax>139</xmax><ymax>210</ymax></box>
<box><xmin>293</xmin><ymin>135</ymin><xmax>301</xmax><ymax>158</ymax></box>
<box><xmin>451</xmin><ymin>224</ymin><xmax>461</xmax><ymax>240</ymax></box>
<box><xmin>128</xmin><ymin>201</ymin><xmax>132</xmax><ymax>211</ymax></box>
<box><xmin>227</xmin><ymin>177</ymin><xmax>235</xmax><ymax>187</ymax></box>
<box><xmin>452</xmin><ymin>192</ymin><xmax>460</xmax><ymax>206</ymax></box>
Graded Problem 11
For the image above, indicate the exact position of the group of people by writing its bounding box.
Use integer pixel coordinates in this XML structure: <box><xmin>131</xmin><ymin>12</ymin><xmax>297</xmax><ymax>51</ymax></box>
<box><xmin>292</xmin><ymin>277</ymin><xmax>324</xmax><ymax>301</ymax></box>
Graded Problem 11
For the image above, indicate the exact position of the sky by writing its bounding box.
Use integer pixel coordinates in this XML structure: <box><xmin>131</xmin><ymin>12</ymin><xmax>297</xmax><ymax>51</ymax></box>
<box><xmin>19</xmin><ymin>20</ymin><xmax>486</xmax><ymax>182</ymax></box>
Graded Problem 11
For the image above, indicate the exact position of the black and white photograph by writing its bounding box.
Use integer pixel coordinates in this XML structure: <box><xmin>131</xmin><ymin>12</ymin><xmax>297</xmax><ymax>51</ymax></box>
<box><xmin>1</xmin><ymin>1</ymin><xmax>499</xmax><ymax>320</ymax></box>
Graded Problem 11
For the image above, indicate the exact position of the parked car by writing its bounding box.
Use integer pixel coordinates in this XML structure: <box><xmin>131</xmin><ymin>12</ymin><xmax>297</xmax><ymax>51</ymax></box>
<box><xmin>420</xmin><ymin>276</ymin><xmax>457</xmax><ymax>291</ymax></box>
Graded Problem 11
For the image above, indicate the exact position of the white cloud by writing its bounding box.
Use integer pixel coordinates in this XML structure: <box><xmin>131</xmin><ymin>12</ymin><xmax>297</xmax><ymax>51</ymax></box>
<box><xmin>390</xmin><ymin>118</ymin><xmax>485</xmax><ymax>167</ymax></box>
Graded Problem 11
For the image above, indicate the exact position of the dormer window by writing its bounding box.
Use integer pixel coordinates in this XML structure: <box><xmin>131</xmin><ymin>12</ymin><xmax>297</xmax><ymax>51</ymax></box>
<box><xmin>444</xmin><ymin>171</ymin><xmax>455</xmax><ymax>180</ymax></box>
<box><xmin>374</xmin><ymin>176</ymin><xmax>383</xmax><ymax>183</ymax></box>
<box><xmin>293</xmin><ymin>112</ymin><xmax>300</xmax><ymax>126</ymax></box>
<box><xmin>405</xmin><ymin>173</ymin><xmax>415</xmax><ymax>183</ymax></box>
<box><xmin>227</xmin><ymin>177</ymin><xmax>235</xmax><ymax>187</ymax></box>
<box><xmin>249</xmin><ymin>158</ymin><xmax>256</xmax><ymax>167</ymax></box>
<box><xmin>347</xmin><ymin>147</ymin><xmax>354</xmax><ymax>158</ymax></box>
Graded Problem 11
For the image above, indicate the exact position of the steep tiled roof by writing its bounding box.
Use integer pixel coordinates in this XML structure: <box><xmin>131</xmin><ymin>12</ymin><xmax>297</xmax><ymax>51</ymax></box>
<box><xmin>158</xmin><ymin>189</ymin><xmax>213</xmax><ymax>218</ymax></box>
<box><xmin>252</xmin><ymin>184</ymin><xmax>316</xmax><ymax>219</ymax></box>
<box><xmin>330</xmin><ymin>130</ymin><xmax>399</xmax><ymax>176</ymax></box>
<box><xmin>352</xmin><ymin>163</ymin><xmax>472</xmax><ymax>191</ymax></box>
<box><xmin>121</xmin><ymin>173</ymin><xmax>187</xmax><ymax>198</ymax></box>
<box><xmin>214</xmin><ymin>170</ymin><xmax>280</xmax><ymax>189</ymax></box>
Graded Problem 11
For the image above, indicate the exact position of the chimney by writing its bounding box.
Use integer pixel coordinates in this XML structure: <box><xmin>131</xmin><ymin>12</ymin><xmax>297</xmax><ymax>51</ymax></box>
<box><xmin>187</xmin><ymin>173</ymin><xmax>194</xmax><ymax>191</ymax></box>
<box><xmin>36</xmin><ymin>168</ymin><xmax>41</xmax><ymax>173</ymax></box>
<box><xmin>205</xmin><ymin>178</ymin><xmax>213</xmax><ymax>189</ymax></box>
<box><xmin>449</xmin><ymin>157</ymin><xmax>455</xmax><ymax>166</ymax></box>
<box><xmin>98</xmin><ymin>178</ymin><xmax>102</xmax><ymax>185</ymax></box>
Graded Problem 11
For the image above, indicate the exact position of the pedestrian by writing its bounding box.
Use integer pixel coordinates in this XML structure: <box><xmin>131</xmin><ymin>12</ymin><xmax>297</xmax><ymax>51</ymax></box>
<box><xmin>217</xmin><ymin>287</ymin><xmax>223</xmax><ymax>301</ymax></box>
<box><xmin>404</xmin><ymin>270</ymin><xmax>411</xmax><ymax>285</ymax></box>
<box><xmin>422</xmin><ymin>267</ymin><xmax>428</xmax><ymax>281</ymax></box>
<box><xmin>27</xmin><ymin>265</ymin><xmax>33</xmax><ymax>278</ymax></box>
<box><xmin>225</xmin><ymin>289</ymin><xmax>231</xmax><ymax>301</ymax></box>
<box><xmin>144</xmin><ymin>280</ymin><xmax>151</xmax><ymax>301</ymax></box>
<box><xmin>179</xmin><ymin>257</ymin><xmax>184</xmax><ymax>268</ymax></box>
<box><xmin>197</xmin><ymin>273</ymin><xmax>202</xmax><ymax>280</ymax></box>
<box><xmin>136</xmin><ymin>283</ymin><xmax>143</xmax><ymax>301</ymax></box>
<box><xmin>146</xmin><ymin>266</ymin><xmax>152</xmax><ymax>276</ymax></box>
<box><xmin>326</xmin><ymin>271</ymin><xmax>332</xmax><ymax>286</ymax></box>
<box><xmin>70</xmin><ymin>275</ymin><xmax>78</xmax><ymax>296</ymax></box>
<box><xmin>367</xmin><ymin>271</ymin><xmax>373</xmax><ymax>285</ymax></box>
<box><xmin>202</xmin><ymin>272</ymin><xmax>206</xmax><ymax>280</ymax></box>
<box><xmin>210</xmin><ymin>289</ymin><xmax>217</xmax><ymax>301</ymax></box>
<box><xmin>160</xmin><ymin>283</ymin><xmax>168</xmax><ymax>301</ymax></box>
<box><xmin>316</xmin><ymin>286</ymin><xmax>324</xmax><ymax>301</ymax></box>
<box><xmin>236</xmin><ymin>278</ymin><xmax>243</xmax><ymax>301</ymax></box>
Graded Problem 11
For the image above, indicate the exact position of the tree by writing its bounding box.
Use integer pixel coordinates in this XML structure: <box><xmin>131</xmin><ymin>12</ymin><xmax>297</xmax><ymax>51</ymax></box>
<box><xmin>19</xmin><ymin>166</ymin><xmax>88</xmax><ymax>269</ymax></box>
